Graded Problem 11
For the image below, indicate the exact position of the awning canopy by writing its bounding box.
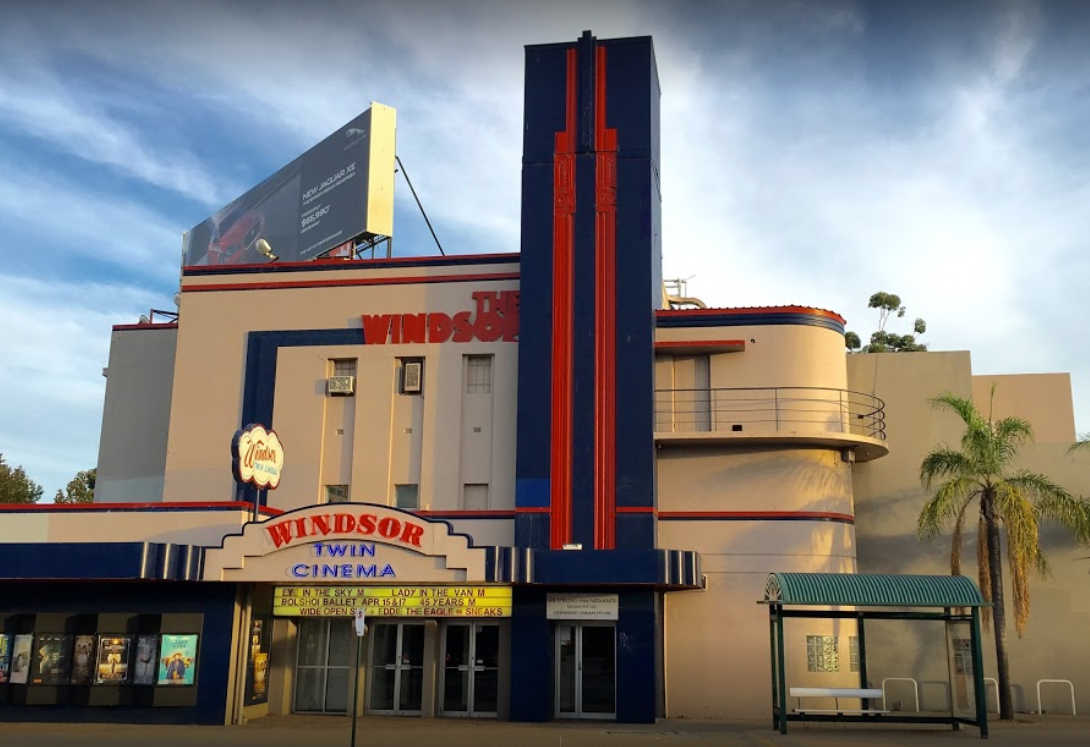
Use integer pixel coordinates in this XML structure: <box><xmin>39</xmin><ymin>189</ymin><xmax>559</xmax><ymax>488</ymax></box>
<box><xmin>763</xmin><ymin>572</ymin><xmax>986</xmax><ymax>608</ymax></box>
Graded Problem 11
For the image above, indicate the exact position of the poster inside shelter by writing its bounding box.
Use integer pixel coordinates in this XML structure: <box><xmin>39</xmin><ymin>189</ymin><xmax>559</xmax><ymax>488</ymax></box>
<box><xmin>31</xmin><ymin>633</ymin><xmax>73</xmax><ymax>685</ymax></box>
<box><xmin>10</xmin><ymin>634</ymin><xmax>32</xmax><ymax>684</ymax></box>
<box><xmin>133</xmin><ymin>635</ymin><xmax>159</xmax><ymax>685</ymax></box>
<box><xmin>70</xmin><ymin>635</ymin><xmax>96</xmax><ymax>685</ymax></box>
<box><xmin>158</xmin><ymin>634</ymin><xmax>198</xmax><ymax>686</ymax></box>
<box><xmin>96</xmin><ymin>636</ymin><xmax>132</xmax><ymax>684</ymax></box>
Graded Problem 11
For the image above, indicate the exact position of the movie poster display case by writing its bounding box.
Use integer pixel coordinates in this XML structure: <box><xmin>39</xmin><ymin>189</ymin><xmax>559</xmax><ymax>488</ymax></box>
<box><xmin>0</xmin><ymin>611</ymin><xmax>203</xmax><ymax>710</ymax></box>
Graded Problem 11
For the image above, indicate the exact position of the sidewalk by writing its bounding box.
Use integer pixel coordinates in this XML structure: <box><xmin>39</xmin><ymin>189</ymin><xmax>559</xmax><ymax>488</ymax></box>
<box><xmin>1</xmin><ymin>714</ymin><xmax>1087</xmax><ymax>746</ymax></box>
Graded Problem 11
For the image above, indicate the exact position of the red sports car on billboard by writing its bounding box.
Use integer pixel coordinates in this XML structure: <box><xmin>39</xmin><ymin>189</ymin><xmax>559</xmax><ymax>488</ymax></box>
<box><xmin>206</xmin><ymin>208</ymin><xmax>265</xmax><ymax>265</ymax></box>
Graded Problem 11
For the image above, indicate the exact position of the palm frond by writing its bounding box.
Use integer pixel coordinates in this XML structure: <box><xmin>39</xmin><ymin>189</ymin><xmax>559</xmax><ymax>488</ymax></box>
<box><xmin>1069</xmin><ymin>435</ymin><xmax>1090</xmax><ymax>455</ymax></box>
<box><xmin>995</xmin><ymin>416</ymin><xmax>1034</xmax><ymax>462</ymax></box>
<box><xmin>995</xmin><ymin>482</ymin><xmax>1040</xmax><ymax>639</ymax></box>
<box><xmin>918</xmin><ymin>478</ymin><xmax>977</xmax><ymax>538</ymax></box>
<box><xmin>920</xmin><ymin>449</ymin><xmax>973</xmax><ymax>489</ymax></box>
<box><xmin>930</xmin><ymin>393</ymin><xmax>985</xmax><ymax>429</ymax></box>
<box><xmin>950</xmin><ymin>495</ymin><xmax>975</xmax><ymax>575</ymax></box>
<box><xmin>1007</xmin><ymin>471</ymin><xmax>1090</xmax><ymax>542</ymax></box>
<box><xmin>1007</xmin><ymin>527</ymin><xmax>1031</xmax><ymax>637</ymax></box>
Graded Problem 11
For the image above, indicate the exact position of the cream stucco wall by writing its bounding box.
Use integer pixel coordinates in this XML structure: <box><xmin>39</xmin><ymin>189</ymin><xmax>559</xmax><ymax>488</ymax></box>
<box><xmin>849</xmin><ymin>351</ymin><xmax>1090</xmax><ymax>714</ymax></box>
<box><xmin>162</xmin><ymin>262</ymin><xmax>519</xmax><ymax>512</ymax></box>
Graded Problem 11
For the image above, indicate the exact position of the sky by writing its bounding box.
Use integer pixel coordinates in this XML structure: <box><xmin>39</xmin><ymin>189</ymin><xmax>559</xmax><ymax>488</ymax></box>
<box><xmin>0</xmin><ymin>0</ymin><xmax>1087</xmax><ymax>499</ymax></box>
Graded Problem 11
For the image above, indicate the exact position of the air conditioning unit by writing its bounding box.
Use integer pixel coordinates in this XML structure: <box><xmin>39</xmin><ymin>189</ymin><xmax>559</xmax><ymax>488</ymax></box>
<box><xmin>327</xmin><ymin>375</ymin><xmax>355</xmax><ymax>396</ymax></box>
<box><xmin>401</xmin><ymin>360</ymin><xmax>423</xmax><ymax>394</ymax></box>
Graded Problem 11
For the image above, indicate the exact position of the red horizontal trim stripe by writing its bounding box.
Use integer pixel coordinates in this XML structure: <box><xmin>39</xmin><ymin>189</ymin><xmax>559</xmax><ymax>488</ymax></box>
<box><xmin>182</xmin><ymin>252</ymin><xmax>520</xmax><ymax>274</ymax></box>
<box><xmin>0</xmin><ymin>500</ymin><xmax>281</xmax><ymax>515</ymax></box>
<box><xmin>656</xmin><ymin>306</ymin><xmax>846</xmax><ymax>325</ymax></box>
<box><xmin>658</xmin><ymin>510</ymin><xmax>854</xmax><ymax>522</ymax></box>
<box><xmin>112</xmin><ymin>322</ymin><xmax>178</xmax><ymax>331</ymax></box>
<box><xmin>654</xmin><ymin>339</ymin><xmax>745</xmax><ymax>350</ymax></box>
<box><xmin>516</xmin><ymin>506</ymin><xmax>551</xmax><ymax>513</ymax></box>
<box><xmin>182</xmin><ymin>271</ymin><xmax>520</xmax><ymax>293</ymax></box>
<box><xmin>616</xmin><ymin>506</ymin><xmax>655</xmax><ymax>514</ymax></box>
<box><xmin>415</xmin><ymin>510</ymin><xmax>515</xmax><ymax>519</ymax></box>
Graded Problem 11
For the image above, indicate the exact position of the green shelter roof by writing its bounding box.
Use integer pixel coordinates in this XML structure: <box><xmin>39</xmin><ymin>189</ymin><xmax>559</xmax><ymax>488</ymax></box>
<box><xmin>763</xmin><ymin>573</ymin><xmax>986</xmax><ymax>608</ymax></box>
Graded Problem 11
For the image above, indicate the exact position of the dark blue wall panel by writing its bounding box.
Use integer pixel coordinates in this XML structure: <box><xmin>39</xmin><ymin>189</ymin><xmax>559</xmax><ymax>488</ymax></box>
<box><xmin>0</xmin><ymin>581</ymin><xmax>235</xmax><ymax>724</ymax></box>
<box><xmin>616</xmin><ymin>590</ymin><xmax>657</xmax><ymax>723</ymax></box>
<box><xmin>508</xmin><ymin>587</ymin><xmax>552</xmax><ymax>721</ymax></box>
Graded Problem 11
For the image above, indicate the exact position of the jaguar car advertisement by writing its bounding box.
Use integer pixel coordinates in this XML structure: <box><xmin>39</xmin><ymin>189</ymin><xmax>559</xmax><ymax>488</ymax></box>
<box><xmin>183</xmin><ymin>103</ymin><xmax>395</xmax><ymax>266</ymax></box>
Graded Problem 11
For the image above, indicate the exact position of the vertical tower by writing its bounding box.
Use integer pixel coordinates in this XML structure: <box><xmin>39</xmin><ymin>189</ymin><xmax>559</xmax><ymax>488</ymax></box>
<box><xmin>516</xmin><ymin>31</ymin><xmax>662</xmax><ymax>551</ymax></box>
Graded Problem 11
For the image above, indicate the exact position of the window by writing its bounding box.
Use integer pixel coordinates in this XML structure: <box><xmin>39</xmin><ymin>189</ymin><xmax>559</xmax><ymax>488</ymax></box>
<box><xmin>806</xmin><ymin>635</ymin><xmax>839</xmax><ymax>672</ymax></box>
<box><xmin>399</xmin><ymin>358</ymin><xmax>424</xmax><ymax>394</ymax></box>
<box><xmin>395</xmin><ymin>484</ymin><xmax>419</xmax><ymax>509</ymax></box>
<box><xmin>331</xmin><ymin>358</ymin><xmax>357</xmax><ymax>377</ymax></box>
<box><xmin>465</xmin><ymin>355</ymin><xmax>493</xmax><ymax>394</ymax></box>
<box><xmin>462</xmin><ymin>484</ymin><xmax>489</xmax><ymax>510</ymax></box>
<box><xmin>326</xmin><ymin>485</ymin><xmax>349</xmax><ymax>503</ymax></box>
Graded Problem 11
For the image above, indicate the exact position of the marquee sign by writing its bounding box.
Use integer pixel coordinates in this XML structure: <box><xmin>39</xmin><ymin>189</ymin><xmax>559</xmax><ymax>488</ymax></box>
<box><xmin>361</xmin><ymin>289</ymin><xmax>519</xmax><ymax>344</ymax></box>
<box><xmin>273</xmin><ymin>585</ymin><xmax>512</xmax><ymax>618</ymax></box>
<box><xmin>231</xmin><ymin>424</ymin><xmax>284</xmax><ymax>490</ymax></box>
<box><xmin>202</xmin><ymin>503</ymin><xmax>491</xmax><ymax>583</ymax></box>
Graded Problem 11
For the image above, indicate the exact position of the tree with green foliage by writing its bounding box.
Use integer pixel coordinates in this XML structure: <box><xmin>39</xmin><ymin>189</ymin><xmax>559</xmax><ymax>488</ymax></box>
<box><xmin>917</xmin><ymin>391</ymin><xmax>1090</xmax><ymax>720</ymax></box>
<box><xmin>55</xmin><ymin>468</ymin><xmax>96</xmax><ymax>504</ymax></box>
<box><xmin>0</xmin><ymin>453</ymin><xmax>43</xmax><ymax>504</ymax></box>
<box><xmin>845</xmin><ymin>291</ymin><xmax>927</xmax><ymax>352</ymax></box>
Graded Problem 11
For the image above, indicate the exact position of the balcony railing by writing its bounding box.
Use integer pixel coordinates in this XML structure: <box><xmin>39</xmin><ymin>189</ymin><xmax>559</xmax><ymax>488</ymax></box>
<box><xmin>654</xmin><ymin>386</ymin><xmax>887</xmax><ymax>441</ymax></box>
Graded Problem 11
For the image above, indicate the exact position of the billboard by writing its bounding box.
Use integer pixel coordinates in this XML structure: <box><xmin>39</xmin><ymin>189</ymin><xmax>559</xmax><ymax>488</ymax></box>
<box><xmin>183</xmin><ymin>102</ymin><xmax>396</xmax><ymax>266</ymax></box>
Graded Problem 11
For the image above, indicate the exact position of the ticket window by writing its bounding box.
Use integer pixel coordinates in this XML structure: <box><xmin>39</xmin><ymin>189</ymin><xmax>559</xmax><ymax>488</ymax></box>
<box><xmin>555</xmin><ymin>623</ymin><xmax>616</xmax><ymax>719</ymax></box>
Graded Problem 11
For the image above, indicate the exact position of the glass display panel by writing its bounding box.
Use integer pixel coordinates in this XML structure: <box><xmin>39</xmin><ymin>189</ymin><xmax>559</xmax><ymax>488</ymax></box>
<box><xmin>0</xmin><ymin>634</ymin><xmax>11</xmax><ymax>684</ymax></box>
<box><xmin>581</xmin><ymin>626</ymin><xmax>616</xmax><ymax>714</ymax></box>
<box><xmin>133</xmin><ymin>635</ymin><xmax>159</xmax><ymax>685</ymax></box>
<box><xmin>70</xmin><ymin>635</ymin><xmax>96</xmax><ymax>685</ymax></box>
<box><xmin>31</xmin><ymin>633</ymin><xmax>73</xmax><ymax>685</ymax></box>
<box><xmin>157</xmin><ymin>634</ymin><xmax>198</xmax><ymax>685</ymax></box>
<box><xmin>95</xmin><ymin>636</ymin><xmax>132</xmax><ymax>684</ymax></box>
<box><xmin>246</xmin><ymin>617</ymin><xmax>272</xmax><ymax>704</ymax></box>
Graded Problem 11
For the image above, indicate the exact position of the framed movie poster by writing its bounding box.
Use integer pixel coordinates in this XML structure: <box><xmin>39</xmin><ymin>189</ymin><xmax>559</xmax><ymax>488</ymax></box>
<box><xmin>70</xmin><ymin>635</ymin><xmax>96</xmax><ymax>685</ymax></box>
<box><xmin>9</xmin><ymin>634</ymin><xmax>33</xmax><ymax>684</ymax></box>
<box><xmin>0</xmin><ymin>634</ymin><xmax>11</xmax><ymax>683</ymax></box>
<box><xmin>132</xmin><ymin>635</ymin><xmax>159</xmax><ymax>685</ymax></box>
<box><xmin>95</xmin><ymin>636</ymin><xmax>132</xmax><ymax>684</ymax></box>
<box><xmin>31</xmin><ymin>633</ymin><xmax>73</xmax><ymax>685</ymax></box>
<box><xmin>157</xmin><ymin>634</ymin><xmax>198</xmax><ymax>686</ymax></box>
<box><xmin>245</xmin><ymin>617</ymin><xmax>271</xmax><ymax>704</ymax></box>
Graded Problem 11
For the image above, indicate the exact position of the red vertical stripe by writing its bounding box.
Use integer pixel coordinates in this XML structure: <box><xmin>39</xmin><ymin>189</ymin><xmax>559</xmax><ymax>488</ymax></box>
<box><xmin>550</xmin><ymin>48</ymin><xmax>578</xmax><ymax>549</ymax></box>
<box><xmin>593</xmin><ymin>45</ymin><xmax>618</xmax><ymax>550</ymax></box>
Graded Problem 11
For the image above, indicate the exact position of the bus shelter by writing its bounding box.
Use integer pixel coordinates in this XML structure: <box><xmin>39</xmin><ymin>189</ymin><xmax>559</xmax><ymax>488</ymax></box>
<box><xmin>762</xmin><ymin>572</ymin><xmax>989</xmax><ymax>738</ymax></box>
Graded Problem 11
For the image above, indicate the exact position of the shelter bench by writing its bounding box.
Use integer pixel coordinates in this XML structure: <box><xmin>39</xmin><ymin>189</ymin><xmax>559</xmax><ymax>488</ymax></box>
<box><xmin>789</xmin><ymin>687</ymin><xmax>887</xmax><ymax>715</ymax></box>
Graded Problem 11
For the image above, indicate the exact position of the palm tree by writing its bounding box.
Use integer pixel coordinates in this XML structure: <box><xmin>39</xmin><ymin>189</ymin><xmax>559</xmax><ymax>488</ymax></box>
<box><xmin>917</xmin><ymin>391</ymin><xmax>1090</xmax><ymax>720</ymax></box>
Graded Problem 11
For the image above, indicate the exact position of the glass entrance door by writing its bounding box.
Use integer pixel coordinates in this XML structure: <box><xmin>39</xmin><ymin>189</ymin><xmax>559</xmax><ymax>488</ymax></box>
<box><xmin>294</xmin><ymin>618</ymin><xmax>354</xmax><ymax>713</ymax></box>
<box><xmin>555</xmin><ymin>623</ymin><xmax>616</xmax><ymax>719</ymax></box>
<box><xmin>367</xmin><ymin>623</ymin><xmax>425</xmax><ymax>714</ymax></box>
<box><xmin>441</xmin><ymin>623</ymin><xmax>499</xmax><ymax>717</ymax></box>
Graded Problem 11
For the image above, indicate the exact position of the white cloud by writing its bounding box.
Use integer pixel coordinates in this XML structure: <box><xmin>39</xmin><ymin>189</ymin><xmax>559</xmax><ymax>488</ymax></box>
<box><xmin>0</xmin><ymin>273</ymin><xmax>168</xmax><ymax>498</ymax></box>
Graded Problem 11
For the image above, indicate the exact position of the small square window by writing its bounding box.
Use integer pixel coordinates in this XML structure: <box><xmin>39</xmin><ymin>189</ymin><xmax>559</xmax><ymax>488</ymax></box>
<box><xmin>331</xmin><ymin>358</ymin><xmax>357</xmax><ymax>377</ymax></box>
<box><xmin>806</xmin><ymin>635</ymin><xmax>839</xmax><ymax>672</ymax></box>
<box><xmin>326</xmin><ymin>485</ymin><xmax>349</xmax><ymax>503</ymax></box>
<box><xmin>463</xmin><ymin>484</ymin><xmax>488</xmax><ymax>510</ymax></box>
<box><xmin>465</xmin><ymin>355</ymin><xmax>493</xmax><ymax>394</ymax></box>
<box><xmin>395</xmin><ymin>484</ymin><xmax>419</xmax><ymax>509</ymax></box>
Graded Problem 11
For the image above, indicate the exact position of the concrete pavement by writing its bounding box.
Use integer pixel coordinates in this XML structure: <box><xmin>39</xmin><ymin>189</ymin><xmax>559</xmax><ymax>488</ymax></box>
<box><xmin>1</xmin><ymin>714</ymin><xmax>1087</xmax><ymax>746</ymax></box>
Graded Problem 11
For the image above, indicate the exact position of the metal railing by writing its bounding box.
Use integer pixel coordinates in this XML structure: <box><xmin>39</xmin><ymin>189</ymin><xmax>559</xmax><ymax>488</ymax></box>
<box><xmin>654</xmin><ymin>386</ymin><xmax>887</xmax><ymax>440</ymax></box>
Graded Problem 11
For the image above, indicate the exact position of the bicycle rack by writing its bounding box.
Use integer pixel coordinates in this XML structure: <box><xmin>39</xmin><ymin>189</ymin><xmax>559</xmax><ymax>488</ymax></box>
<box><xmin>982</xmin><ymin>677</ymin><xmax>999</xmax><ymax>713</ymax></box>
<box><xmin>1036</xmin><ymin>679</ymin><xmax>1076</xmax><ymax>716</ymax></box>
<box><xmin>881</xmin><ymin>677</ymin><xmax>920</xmax><ymax>712</ymax></box>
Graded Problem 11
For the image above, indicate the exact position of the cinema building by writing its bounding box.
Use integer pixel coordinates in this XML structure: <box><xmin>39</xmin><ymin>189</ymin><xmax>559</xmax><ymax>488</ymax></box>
<box><xmin>2</xmin><ymin>31</ymin><xmax>1088</xmax><ymax>726</ymax></box>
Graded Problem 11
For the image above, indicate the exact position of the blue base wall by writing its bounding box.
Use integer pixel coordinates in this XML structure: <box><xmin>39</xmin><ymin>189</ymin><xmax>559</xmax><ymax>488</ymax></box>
<box><xmin>0</xmin><ymin>582</ymin><xmax>236</xmax><ymax>725</ymax></box>
<box><xmin>509</xmin><ymin>587</ymin><xmax>659</xmax><ymax>723</ymax></box>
